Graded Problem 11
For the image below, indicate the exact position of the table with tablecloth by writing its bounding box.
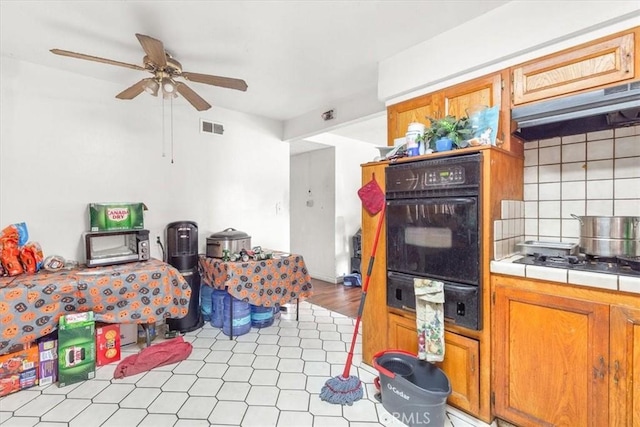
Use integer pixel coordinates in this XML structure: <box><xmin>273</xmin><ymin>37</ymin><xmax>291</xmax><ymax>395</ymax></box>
<box><xmin>198</xmin><ymin>253</ymin><xmax>313</xmax><ymax>307</ymax></box>
<box><xmin>0</xmin><ymin>258</ymin><xmax>190</xmax><ymax>355</ymax></box>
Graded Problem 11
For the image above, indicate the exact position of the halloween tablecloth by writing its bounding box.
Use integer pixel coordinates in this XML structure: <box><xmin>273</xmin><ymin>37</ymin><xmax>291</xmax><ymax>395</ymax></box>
<box><xmin>198</xmin><ymin>254</ymin><xmax>313</xmax><ymax>306</ymax></box>
<box><xmin>0</xmin><ymin>258</ymin><xmax>190</xmax><ymax>355</ymax></box>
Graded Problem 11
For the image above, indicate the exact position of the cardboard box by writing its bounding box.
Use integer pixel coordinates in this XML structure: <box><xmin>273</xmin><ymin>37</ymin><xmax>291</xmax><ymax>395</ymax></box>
<box><xmin>96</xmin><ymin>323</ymin><xmax>121</xmax><ymax>366</ymax></box>
<box><xmin>0</xmin><ymin>344</ymin><xmax>39</xmax><ymax>397</ymax></box>
<box><xmin>119</xmin><ymin>323</ymin><xmax>138</xmax><ymax>347</ymax></box>
<box><xmin>38</xmin><ymin>335</ymin><xmax>58</xmax><ymax>387</ymax></box>
<box><xmin>58</xmin><ymin>312</ymin><xmax>96</xmax><ymax>387</ymax></box>
<box><xmin>89</xmin><ymin>202</ymin><xmax>146</xmax><ymax>231</ymax></box>
<box><xmin>20</xmin><ymin>368</ymin><xmax>38</xmax><ymax>389</ymax></box>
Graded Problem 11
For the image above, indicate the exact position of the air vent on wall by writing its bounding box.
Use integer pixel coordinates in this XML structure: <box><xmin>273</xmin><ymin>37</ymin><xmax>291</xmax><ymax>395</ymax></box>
<box><xmin>200</xmin><ymin>119</ymin><xmax>224</xmax><ymax>135</ymax></box>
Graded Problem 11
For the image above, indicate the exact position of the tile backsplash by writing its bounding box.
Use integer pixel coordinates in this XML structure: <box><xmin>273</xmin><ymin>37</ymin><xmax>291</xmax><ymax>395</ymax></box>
<box><xmin>494</xmin><ymin>200</ymin><xmax>525</xmax><ymax>260</ymax></box>
<box><xmin>493</xmin><ymin>125</ymin><xmax>640</xmax><ymax>260</ymax></box>
<box><xmin>523</xmin><ymin>125</ymin><xmax>640</xmax><ymax>243</ymax></box>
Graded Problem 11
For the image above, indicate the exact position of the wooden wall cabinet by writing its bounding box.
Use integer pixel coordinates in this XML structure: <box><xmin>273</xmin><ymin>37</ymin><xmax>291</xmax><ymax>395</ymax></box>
<box><xmin>387</xmin><ymin>70</ymin><xmax>521</xmax><ymax>156</ymax></box>
<box><xmin>512</xmin><ymin>27</ymin><xmax>638</xmax><ymax>106</ymax></box>
<box><xmin>442</xmin><ymin>71</ymin><xmax>511</xmax><ymax>150</ymax></box>
<box><xmin>387</xmin><ymin>92</ymin><xmax>442</xmax><ymax>144</ymax></box>
<box><xmin>492</xmin><ymin>274</ymin><xmax>640</xmax><ymax>426</ymax></box>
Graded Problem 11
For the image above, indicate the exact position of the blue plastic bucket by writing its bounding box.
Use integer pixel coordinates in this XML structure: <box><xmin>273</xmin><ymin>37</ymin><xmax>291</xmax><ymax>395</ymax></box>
<box><xmin>250</xmin><ymin>304</ymin><xmax>274</xmax><ymax>328</ymax></box>
<box><xmin>222</xmin><ymin>296</ymin><xmax>251</xmax><ymax>337</ymax></box>
<box><xmin>211</xmin><ymin>289</ymin><xmax>228</xmax><ymax>328</ymax></box>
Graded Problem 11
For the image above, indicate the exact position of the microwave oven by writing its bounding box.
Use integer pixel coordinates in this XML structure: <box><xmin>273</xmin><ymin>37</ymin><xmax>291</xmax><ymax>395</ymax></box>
<box><xmin>84</xmin><ymin>229</ymin><xmax>150</xmax><ymax>267</ymax></box>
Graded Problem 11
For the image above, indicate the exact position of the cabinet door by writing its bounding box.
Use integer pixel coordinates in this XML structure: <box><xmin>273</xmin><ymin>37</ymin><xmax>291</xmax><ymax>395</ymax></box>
<box><xmin>388</xmin><ymin>313</ymin><xmax>480</xmax><ymax>416</ymax></box>
<box><xmin>442</xmin><ymin>72</ymin><xmax>508</xmax><ymax>147</ymax></box>
<box><xmin>610</xmin><ymin>305</ymin><xmax>640</xmax><ymax>427</ymax></box>
<box><xmin>388</xmin><ymin>312</ymin><xmax>418</xmax><ymax>352</ymax></box>
<box><xmin>437</xmin><ymin>332</ymin><xmax>480</xmax><ymax>415</ymax></box>
<box><xmin>387</xmin><ymin>93</ymin><xmax>442</xmax><ymax>144</ymax></box>
<box><xmin>493</xmin><ymin>282</ymin><xmax>610</xmax><ymax>427</ymax></box>
<box><xmin>443</xmin><ymin>73</ymin><xmax>502</xmax><ymax>119</ymax></box>
<box><xmin>512</xmin><ymin>31</ymin><xmax>635</xmax><ymax>105</ymax></box>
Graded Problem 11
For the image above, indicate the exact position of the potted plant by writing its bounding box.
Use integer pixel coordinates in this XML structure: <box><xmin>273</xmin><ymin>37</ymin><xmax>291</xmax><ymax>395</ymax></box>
<box><xmin>422</xmin><ymin>115</ymin><xmax>473</xmax><ymax>152</ymax></box>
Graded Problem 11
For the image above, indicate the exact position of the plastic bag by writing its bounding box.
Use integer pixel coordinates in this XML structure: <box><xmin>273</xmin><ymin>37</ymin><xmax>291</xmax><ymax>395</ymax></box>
<box><xmin>43</xmin><ymin>255</ymin><xmax>66</xmax><ymax>272</ymax></box>
<box><xmin>0</xmin><ymin>223</ymin><xmax>29</xmax><ymax>247</ymax></box>
<box><xmin>20</xmin><ymin>242</ymin><xmax>44</xmax><ymax>274</ymax></box>
<box><xmin>1</xmin><ymin>244</ymin><xmax>23</xmax><ymax>276</ymax></box>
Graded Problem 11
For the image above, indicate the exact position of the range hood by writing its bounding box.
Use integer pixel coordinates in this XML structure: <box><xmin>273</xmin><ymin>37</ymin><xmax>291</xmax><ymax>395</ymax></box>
<box><xmin>512</xmin><ymin>81</ymin><xmax>640</xmax><ymax>141</ymax></box>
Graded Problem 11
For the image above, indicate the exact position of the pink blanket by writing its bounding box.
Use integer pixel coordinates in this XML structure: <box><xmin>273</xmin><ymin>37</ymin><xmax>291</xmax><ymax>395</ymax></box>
<box><xmin>113</xmin><ymin>336</ymin><xmax>193</xmax><ymax>379</ymax></box>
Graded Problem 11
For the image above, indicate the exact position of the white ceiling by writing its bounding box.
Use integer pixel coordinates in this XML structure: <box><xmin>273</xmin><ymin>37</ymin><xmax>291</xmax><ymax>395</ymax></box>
<box><xmin>0</xmin><ymin>0</ymin><xmax>509</xmax><ymax>127</ymax></box>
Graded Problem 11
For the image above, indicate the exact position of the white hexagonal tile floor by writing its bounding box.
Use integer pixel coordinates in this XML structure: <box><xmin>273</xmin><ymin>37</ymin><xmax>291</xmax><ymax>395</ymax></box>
<box><xmin>0</xmin><ymin>301</ymin><xmax>492</xmax><ymax>427</ymax></box>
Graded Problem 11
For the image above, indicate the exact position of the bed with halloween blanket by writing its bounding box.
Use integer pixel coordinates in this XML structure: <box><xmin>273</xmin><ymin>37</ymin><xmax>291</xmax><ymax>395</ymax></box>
<box><xmin>0</xmin><ymin>258</ymin><xmax>190</xmax><ymax>355</ymax></box>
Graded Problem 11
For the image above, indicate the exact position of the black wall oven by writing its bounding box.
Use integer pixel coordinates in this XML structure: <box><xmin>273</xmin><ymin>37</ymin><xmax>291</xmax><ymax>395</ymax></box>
<box><xmin>386</xmin><ymin>153</ymin><xmax>482</xmax><ymax>330</ymax></box>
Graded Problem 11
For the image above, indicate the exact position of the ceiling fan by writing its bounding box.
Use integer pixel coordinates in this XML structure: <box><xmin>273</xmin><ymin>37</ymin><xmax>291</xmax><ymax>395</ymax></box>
<box><xmin>50</xmin><ymin>33</ymin><xmax>248</xmax><ymax>111</ymax></box>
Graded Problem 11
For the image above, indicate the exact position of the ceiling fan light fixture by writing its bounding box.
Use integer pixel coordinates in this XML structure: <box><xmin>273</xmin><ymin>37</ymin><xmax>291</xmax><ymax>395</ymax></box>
<box><xmin>142</xmin><ymin>78</ymin><xmax>159</xmax><ymax>96</ymax></box>
<box><xmin>163</xmin><ymin>91</ymin><xmax>178</xmax><ymax>100</ymax></box>
<box><xmin>162</xmin><ymin>78</ymin><xmax>176</xmax><ymax>94</ymax></box>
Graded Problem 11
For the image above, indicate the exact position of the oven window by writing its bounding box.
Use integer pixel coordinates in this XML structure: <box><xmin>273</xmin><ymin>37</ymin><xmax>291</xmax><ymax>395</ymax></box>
<box><xmin>386</xmin><ymin>197</ymin><xmax>479</xmax><ymax>285</ymax></box>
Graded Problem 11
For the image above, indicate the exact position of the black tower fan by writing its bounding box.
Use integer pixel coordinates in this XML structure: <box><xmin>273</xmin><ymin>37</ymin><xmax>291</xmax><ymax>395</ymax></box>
<box><xmin>165</xmin><ymin>220</ymin><xmax>204</xmax><ymax>333</ymax></box>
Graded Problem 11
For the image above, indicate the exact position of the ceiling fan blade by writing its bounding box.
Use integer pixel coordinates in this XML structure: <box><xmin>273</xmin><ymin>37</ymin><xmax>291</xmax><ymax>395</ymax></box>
<box><xmin>135</xmin><ymin>33</ymin><xmax>167</xmax><ymax>68</ymax></box>
<box><xmin>50</xmin><ymin>49</ymin><xmax>146</xmax><ymax>71</ymax></box>
<box><xmin>181</xmin><ymin>71</ymin><xmax>248</xmax><ymax>92</ymax></box>
<box><xmin>115</xmin><ymin>80</ymin><xmax>147</xmax><ymax>100</ymax></box>
<box><xmin>175</xmin><ymin>82</ymin><xmax>212</xmax><ymax>111</ymax></box>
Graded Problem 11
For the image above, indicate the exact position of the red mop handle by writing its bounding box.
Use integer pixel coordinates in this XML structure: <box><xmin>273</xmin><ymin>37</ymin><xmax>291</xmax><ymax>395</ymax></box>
<box><xmin>362</xmin><ymin>204</ymin><xmax>385</xmax><ymax>295</ymax></box>
<box><xmin>342</xmin><ymin>204</ymin><xmax>386</xmax><ymax>379</ymax></box>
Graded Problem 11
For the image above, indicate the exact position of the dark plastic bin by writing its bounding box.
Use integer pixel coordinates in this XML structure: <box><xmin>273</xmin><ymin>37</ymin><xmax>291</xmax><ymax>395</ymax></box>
<box><xmin>373</xmin><ymin>349</ymin><xmax>451</xmax><ymax>427</ymax></box>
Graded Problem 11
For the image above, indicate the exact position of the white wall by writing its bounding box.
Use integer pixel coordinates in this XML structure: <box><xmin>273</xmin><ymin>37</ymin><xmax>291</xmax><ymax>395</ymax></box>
<box><xmin>290</xmin><ymin>148</ymin><xmax>335</xmax><ymax>282</ymax></box>
<box><xmin>306</xmin><ymin>134</ymin><xmax>378</xmax><ymax>278</ymax></box>
<box><xmin>0</xmin><ymin>57</ymin><xmax>290</xmax><ymax>263</ymax></box>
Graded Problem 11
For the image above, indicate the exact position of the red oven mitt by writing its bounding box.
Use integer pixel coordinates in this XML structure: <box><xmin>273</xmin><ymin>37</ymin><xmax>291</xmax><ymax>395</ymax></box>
<box><xmin>357</xmin><ymin>178</ymin><xmax>385</xmax><ymax>215</ymax></box>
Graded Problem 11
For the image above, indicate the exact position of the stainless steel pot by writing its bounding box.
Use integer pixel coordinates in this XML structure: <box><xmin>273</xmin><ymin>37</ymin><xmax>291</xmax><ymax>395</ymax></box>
<box><xmin>571</xmin><ymin>214</ymin><xmax>640</xmax><ymax>257</ymax></box>
<box><xmin>206</xmin><ymin>228</ymin><xmax>252</xmax><ymax>258</ymax></box>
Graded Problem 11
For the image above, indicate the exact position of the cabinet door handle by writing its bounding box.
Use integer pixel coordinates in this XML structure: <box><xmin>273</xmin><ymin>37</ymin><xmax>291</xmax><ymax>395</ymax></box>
<box><xmin>593</xmin><ymin>356</ymin><xmax>606</xmax><ymax>380</ymax></box>
<box><xmin>401</xmin><ymin>305</ymin><xmax>416</xmax><ymax>313</ymax></box>
<box><xmin>471</xmin><ymin>354</ymin><xmax>475</xmax><ymax>374</ymax></box>
<box><xmin>599</xmin><ymin>356</ymin><xmax>606</xmax><ymax>380</ymax></box>
<box><xmin>614</xmin><ymin>360</ymin><xmax>620</xmax><ymax>386</ymax></box>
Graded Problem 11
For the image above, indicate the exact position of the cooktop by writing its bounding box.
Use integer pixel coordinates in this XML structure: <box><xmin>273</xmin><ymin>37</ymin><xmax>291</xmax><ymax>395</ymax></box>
<box><xmin>513</xmin><ymin>254</ymin><xmax>640</xmax><ymax>278</ymax></box>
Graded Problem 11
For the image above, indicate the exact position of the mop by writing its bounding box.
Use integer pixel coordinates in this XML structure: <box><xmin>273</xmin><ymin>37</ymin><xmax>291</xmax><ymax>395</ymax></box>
<box><xmin>320</xmin><ymin>175</ymin><xmax>385</xmax><ymax>405</ymax></box>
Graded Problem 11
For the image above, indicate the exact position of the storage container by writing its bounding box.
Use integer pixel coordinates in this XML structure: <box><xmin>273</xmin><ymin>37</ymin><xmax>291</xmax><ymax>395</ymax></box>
<box><xmin>211</xmin><ymin>288</ymin><xmax>228</xmax><ymax>328</ymax></box>
<box><xmin>250</xmin><ymin>304</ymin><xmax>274</xmax><ymax>328</ymax></box>
<box><xmin>200</xmin><ymin>284</ymin><xmax>213</xmax><ymax>321</ymax></box>
<box><xmin>222</xmin><ymin>296</ymin><xmax>251</xmax><ymax>337</ymax></box>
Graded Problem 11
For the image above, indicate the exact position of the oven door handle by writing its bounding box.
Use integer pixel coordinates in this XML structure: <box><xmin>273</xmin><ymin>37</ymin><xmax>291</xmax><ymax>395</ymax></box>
<box><xmin>387</xmin><ymin>198</ymin><xmax>476</xmax><ymax>206</ymax></box>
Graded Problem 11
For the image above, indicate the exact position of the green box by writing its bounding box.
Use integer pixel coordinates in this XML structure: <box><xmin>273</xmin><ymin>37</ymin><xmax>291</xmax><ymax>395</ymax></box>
<box><xmin>89</xmin><ymin>203</ymin><xmax>146</xmax><ymax>231</ymax></box>
<box><xmin>58</xmin><ymin>312</ymin><xmax>96</xmax><ymax>387</ymax></box>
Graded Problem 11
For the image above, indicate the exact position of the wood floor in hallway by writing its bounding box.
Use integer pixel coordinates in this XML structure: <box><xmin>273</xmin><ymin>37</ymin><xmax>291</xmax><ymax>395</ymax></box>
<box><xmin>305</xmin><ymin>278</ymin><xmax>361</xmax><ymax>318</ymax></box>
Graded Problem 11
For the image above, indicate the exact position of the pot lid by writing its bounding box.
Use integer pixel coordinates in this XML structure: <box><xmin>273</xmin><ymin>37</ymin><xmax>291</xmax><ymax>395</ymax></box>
<box><xmin>209</xmin><ymin>227</ymin><xmax>250</xmax><ymax>239</ymax></box>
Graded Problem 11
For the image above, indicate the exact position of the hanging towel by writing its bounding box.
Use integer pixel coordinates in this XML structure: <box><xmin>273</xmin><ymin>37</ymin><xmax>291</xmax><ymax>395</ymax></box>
<box><xmin>414</xmin><ymin>278</ymin><xmax>445</xmax><ymax>362</ymax></box>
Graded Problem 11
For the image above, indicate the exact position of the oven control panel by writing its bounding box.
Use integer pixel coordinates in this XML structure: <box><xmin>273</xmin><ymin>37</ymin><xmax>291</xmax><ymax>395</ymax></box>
<box><xmin>425</xmin><ymin>166</ymin><xmax>465</xmax><ymax>186</ymax></box>
<box><xmin>386</xmin><ymin>153</ymin><xmax>481</xmax><ymax>196</ymax></box>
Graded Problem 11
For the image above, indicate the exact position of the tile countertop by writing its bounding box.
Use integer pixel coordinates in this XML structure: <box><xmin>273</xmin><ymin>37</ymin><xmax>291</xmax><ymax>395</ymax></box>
<box><xmin>490</xmin><ymin>255</ymin><xmax>640</xmax><ymax>295</ymax></box>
